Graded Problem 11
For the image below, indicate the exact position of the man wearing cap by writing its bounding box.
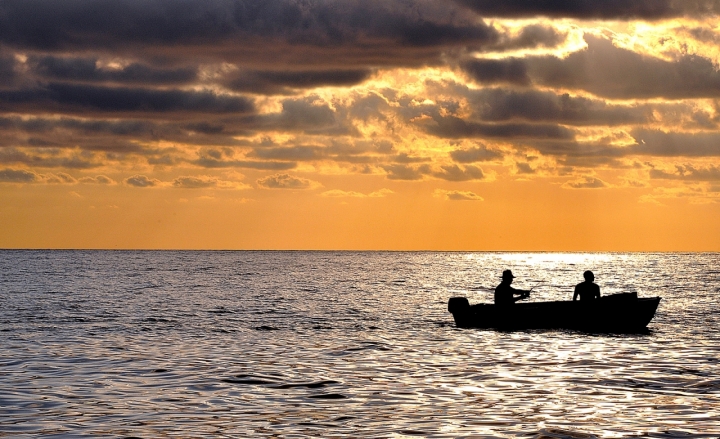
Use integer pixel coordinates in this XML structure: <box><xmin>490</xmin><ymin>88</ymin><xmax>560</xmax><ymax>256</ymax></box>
<box><xmin>573</xmin><ymin>270</ymin><xmax>601</xmax><ymax>302</ymax></box>
<box><xmin>494</xmin><ymin>270</ymin><xmax>531</xmax><ymax>306</ymax></box>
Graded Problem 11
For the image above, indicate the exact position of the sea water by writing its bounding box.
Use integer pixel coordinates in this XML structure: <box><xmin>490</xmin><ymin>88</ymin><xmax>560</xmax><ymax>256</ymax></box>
<box><xmin>0</xmin><ymin>251</ymin><xmax>718</xmax><ymax>438</ymax></box>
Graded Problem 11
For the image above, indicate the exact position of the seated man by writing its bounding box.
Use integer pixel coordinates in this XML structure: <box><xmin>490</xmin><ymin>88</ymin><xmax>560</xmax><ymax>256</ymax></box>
<box><xmin>573</xmin><ymin>270</ymin><xmax>601</xmax><ymax>301</ymax></box>
<box><xmin>494</xmin><ymin>270</ymin><xmax>531</xmax><ymax>306</ymax></box>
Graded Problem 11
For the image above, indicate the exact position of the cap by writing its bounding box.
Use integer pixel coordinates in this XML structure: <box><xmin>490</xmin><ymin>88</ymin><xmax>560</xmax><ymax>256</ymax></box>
<box><xmin>502</xmin><ymin>269</ymin><xmax>515</xmax><ymax>279</ymax></box>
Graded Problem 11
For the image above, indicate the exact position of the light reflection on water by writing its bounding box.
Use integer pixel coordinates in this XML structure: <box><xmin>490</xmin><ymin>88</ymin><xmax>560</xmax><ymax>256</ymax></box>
<box><xmin>0</xmin><ymin>251</ymin><xmax>719</xmax><ymax>438</ymax></box>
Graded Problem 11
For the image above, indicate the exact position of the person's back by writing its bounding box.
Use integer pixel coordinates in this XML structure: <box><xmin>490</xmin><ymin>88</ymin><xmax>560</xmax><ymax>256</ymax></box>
<box><xmin>494</xmin><ymin>281</ymin><xmax>515</xmax><ymax>306</ymax></box>
<box><xmin>573</xmin><ymin>270</ymin><xmax>601</xmax><ymax>302</ymax></box>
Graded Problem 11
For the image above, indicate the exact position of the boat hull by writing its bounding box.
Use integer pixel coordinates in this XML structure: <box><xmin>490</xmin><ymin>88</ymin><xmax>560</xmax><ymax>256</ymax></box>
<box><xmin>448</xmin><ymin>293</ymin><xmax>661</xmax><ymax>332</ymax></box>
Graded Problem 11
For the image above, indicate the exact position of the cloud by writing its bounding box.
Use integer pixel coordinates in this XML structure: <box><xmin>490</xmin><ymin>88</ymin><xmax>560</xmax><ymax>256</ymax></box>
<box><xmin>227</xmin><ymin>69</ymin><xmax>373</xmax><ymax>94</ymax></box>
<box><xmin>423</xmin><ymin>116</ymin><xmax>575</xmax><ymax>140</ymax></box>
<box><xmin>450</xmin><ymin>145</ymin><xmax>503</xmax><ymax>163</ymax></box>
<box><xmin>489</xmin><ymin>24</ymin><xmax>567</xmax><ymax>51</ymax></box>
<box><xmin>649</xmin><ymin>164</ymin><xmax>720</xmax><ymax>181</ymax></box>
<box><xmin>193</xmin><ymin>157</ymin><xmax>297</xmax><ymax>170</ymax></box>
<box><xmin>256</xmin><ymin>173</ymin><xmax>320</xmax><ymax>189</ymax></box>
<box><xmin>516</xmin><ymin>162</ymin><xmax>536</xmax><ymax>174</ymax></box>
<box><xmin>381</xmin><ymin>164</ymin><xmax>431</xmax><ymax>180</ymax></box>
<box><xmin>321</xmin><ymin>188</ymin><xmax>393</xmax><ymax>198</ymax></box>
<box><xmin>631</xmin><ymin>130</ymin><xmax>720</xmax><ymax>157</ymax></box>
<box><xmin>248</xmin><ymin>145</ymin><xmax>325</xmax><ymax>161</ymax></box>
<box><xmin>0</xmin><ymin>168</ymin><xmax>41</xmax><ymax>183</ymax></box>
<box><xmin>433</xmin><ymin>164</ymin><xmax>485</xmax><ymax>181</ymax></box>
<box><xmin>433</xmin><ymin>189</ymin><xmax>483</xmax><ymax>201</ymax></box>
<box><xmin>0</xmin><ymin>0</ymin><xmax>499</xmax><ymax>66</ymax></box>
<box><xmin>462</xmin><ymin>35</ymin><xmax>720</xmax><ymax>99</ymax></box>
<box><xmin>0</xmin><ymin>54</ymin><xmax>15</xmax><ymax>83</ymax></box>
<box><xmin>124</xmin><ymin>174</ymin><xmax>160</xmax><ymax>187</ymax></box>
<box><xmin>45</xmin><ymin>172</ymin><xmax>77</xmax><ymax>184</ymax></box>
<box><xmin>0</xmin><ymin>168</ymin><xmax>82</xmax><ymax>184</ymax></box>
<box><xmin>0</xmin><ymin>82</ymin><xmax>255</xmax><ymax>115</ymax></box>
<box><xmin>393</xmin><ymin>153</ymin><xmax>431</xmax><ymax>163</ymax></box>
<box><xmin>172</xmin><ymin>176</ymin><xmax>219</xmax><ymax>188</ymax></box>
<box><xmin>452</xmin><ymin>0</ymin><xmax>720</xmax><ymax>19</ymax></box>
<box><xmin>172</xmin><ymin>175</ymin><xmax>249</xmax><ymax>189</ymax></box>
<box><xmin>193</xmin><ymin>148</ymin><xmax>299</xmax><ymax>170</ymax></box>
<box><xmin>0</xmin><ymin>147</ymin><xmax>99</xmax><ymax>169</ymax></box>
<box><xmin>562</xmin><ymin>176</ymin><xmax>608</xmax><ymax>189</ymax></box>
<box><xmin>247</xmin><ymin>97</ymin><xmax>346</xmax><ymax>134</ymax></box>
<box><xmin>28</xmin><ymin>55</ymin><xmax>197</xmax><ymax>84</ymax></box>
<box><xmin>79</xmin><ymin>175</ymin><xmax>115</xmax><ymax>184</ymax></box>
<box><xmin>460</xmin><ymin>58</ymin><xmax>530</xmax><ymax>86</ymax></box>
<box><xmin>464</xmin><ymin>87</ymin><xmax>649</xmax><ymax>126</ymax></box>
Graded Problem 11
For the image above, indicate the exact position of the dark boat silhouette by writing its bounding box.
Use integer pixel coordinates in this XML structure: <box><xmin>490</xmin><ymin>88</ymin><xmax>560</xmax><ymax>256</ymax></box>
<box><xmin>447</xmin><ymin>292</ymin><xmax>661</xmax><ymax>332</ymax></box>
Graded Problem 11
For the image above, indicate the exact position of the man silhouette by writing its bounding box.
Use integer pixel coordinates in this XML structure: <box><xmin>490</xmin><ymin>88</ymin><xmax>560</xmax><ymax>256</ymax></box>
<box><xmin>573</xmin><ymin>270</ymin><xmax>601</xmax><ymax>302</ymax></box>
<box><xmin>494</xmin><ymin>270</ymin><xmax>531</xmax><ymax>306</ymax></box>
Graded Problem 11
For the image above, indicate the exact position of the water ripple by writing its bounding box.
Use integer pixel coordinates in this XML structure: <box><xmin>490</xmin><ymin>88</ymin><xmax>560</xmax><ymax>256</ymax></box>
<box><xmin>0</xmin><ymin>251</ymin><xmax>718</xmax><ymax>438</ymax></box>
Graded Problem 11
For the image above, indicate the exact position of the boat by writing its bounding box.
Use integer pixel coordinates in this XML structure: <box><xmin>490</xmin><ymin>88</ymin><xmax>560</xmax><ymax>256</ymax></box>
<box><xmin>447</xmin><ymin>292</ymin><xmax>661</xmax><ymax>332</ymax></box>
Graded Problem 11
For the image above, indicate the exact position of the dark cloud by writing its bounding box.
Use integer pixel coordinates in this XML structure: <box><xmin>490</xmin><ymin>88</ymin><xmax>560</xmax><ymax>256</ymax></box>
<box><xmin>382</xmin><ymin>164</ymin><xmax>431</xmax><ymax>180</ymax></box>
<box><xmin>520</xmin><ymin>132</ymin><xmax>720</xmax><ymax>168</ymax></box>
<box><xmin>227</xmin><ymin>69</ymin><xmax>372</xmax><ymax>94</ymax></box>
<box><xmin>237</xmin><ymin>96</ymin><xmax>352</xmax><ymax>135</ymax></box>
<box><xmin>193</xmin><ymin>157</ymin><xmax>297</xmax><ymax>170</ymax></box>
<box><xmin>425</xmin><ymin>116</ymin><xmax>575</xmax><ymax>140</ymax></box>
<box><xmin>0</xmin><ymin>147</ymin><xmax>98</xmax><ymax>168</ymax></box>
<box><xmin>45</xmin><ymin>172</ymin><xmax>77</xmax><ymax>184</ymax></box>
<box><xmin>460</xmin><ymin>58</ymin><xmax>530</xmax><ymax>86</ymax></box>
<box><xmin>256</xmin><ymin>173</ymin><xmax>319</xmax><ymax>189</ymax></box>
<box><xmin>28</xmin><ymin>55</ymin><xmax>197</xmax><ymax>84</ymax></box>
<box><xmin>435</xmin><ymin>189</ymin><xmax>483</xmax><ymax>201</ymax></box>
<box><xmin>327</xmin><ymin>139</ymin><xmax>394</xmax><ymax>156</ymax></box>
<box><xmin>393</xmin><ymin>153</ymin><xmax>430</xmax><ymax>163</ymax></box>
<box><xmin>466</xmin><ymin>88</ymin><xmax>649</xmax><ymax>125</ymax></box>
<box><xmin>124</xmin><ymin>174</ymin><xmax>158</xmax><ymax>187</ymax></box>
<box><xmin>0</xmin><ymin>116</ymin><xmax>248</xmax><ymax>151</ymax></box>
<box><xmin>649</xmin><ymin>164</ymin><xmax>720</xmax><ymax>181</ymax></box>
<box><xmin>450</xmin><ymin>145</ymin><xmax>502</xmax><ymax>163</ymax></box>
<box><xmin>631</xmin><ymin>129</ymin><xmax>720</xmax><ymax>157</ymax></box>
<box><xmin>272</xmin><ymin>98</ymin><xmax>338</xmax><ymax>130</ymax></box>
<box><xmin>0</xmin><ymin>168</ymin><xmax>40</xmax><ymax>183</ymax></box>
<box><xmin>0</xmin><ymin>54</ymin><xmax>15</xmax><ymax>83</ymax></box>
<box><xmin>183</xmin><ymin>122</ymin><xmax>225</xmax><ymax>135</ymax></box>
<box><xmin>248</xmin><ymin>145</ymin><xmax>325</xmax><ymax>161</ymax></box>
<box><xmin>0</xmin><ymin>82</ymin><xmax>254</xmax><ymax>115</ymax></box>
<box><xmin>562</xmin><ymin>176</ymin><xmax>608</xmax><ymax>188</ymax></box>
<box><xmin>433</xmin><ymin>164</ymin><xmax>484</xmax><ymax>181</ymax></box>
<box><xmin>347</xmin><ymin>93</ymin><xmax>392</xmax><ymax>122</ymax></box>
<box><xmin>516</xmin><ymin>162</ymin><xmax>535</xmax><ymax>174</ymax></box>
<box><xmin>79</xmin><ymin>175</ymin><xmax>115</xmax><ymax>184</ymax></box>
<box><xmin>0</xmin><ymin>0</ymin><xmax>498</xmax><ymax>67</ymax></box>
<box><xmin>172</xmin><ymin>176</ymin><xmax>219</xmax><ymax>188</ymax></box>
<box><xmin>462</xmin><ymin>35</ymin><xmax>720</xmax><ymax>99</ymax></box>
<box><xmin>490</xmin><ymin>24</ymin><xmax>567</xmax><ymax>51</ymax></box>
<box><xmin>557</xmin><ymin>154</ymin><xmax>625</xmax><ymax>169</ymax></box>
<box><xmin>452</xmin><ymin>0</ymin><xmax>720</xmax><ymax>19</ymax></box>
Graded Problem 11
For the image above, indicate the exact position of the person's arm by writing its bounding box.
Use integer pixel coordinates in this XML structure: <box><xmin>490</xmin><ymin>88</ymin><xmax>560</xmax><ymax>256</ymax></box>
<box><xmin>594</xmin><ymin>283</ymin><xmax>601</xmax><ymax>299</ymax></box>
<box><xmin>512</xmin><ymin>287</ymin><xmax>531</xmax><ymax>302</ymax></box>
<box><xmin>573</xmin><ymin>284</ymin><xmax>579</xmax><ymax>301</ymax></box>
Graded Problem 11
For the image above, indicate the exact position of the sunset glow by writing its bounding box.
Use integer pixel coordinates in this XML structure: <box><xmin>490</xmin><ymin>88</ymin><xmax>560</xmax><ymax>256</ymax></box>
<box><xmin>1</xmin><ymin>0</ymin><xmax>719</xmax><ymax>250</ymax></box>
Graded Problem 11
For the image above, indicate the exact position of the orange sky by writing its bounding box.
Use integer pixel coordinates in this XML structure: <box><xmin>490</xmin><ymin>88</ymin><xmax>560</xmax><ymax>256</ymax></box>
<box><xmin>1</xmin><ymin>1</ymin><xmax>719</xmax><ymax>250</ymax></box>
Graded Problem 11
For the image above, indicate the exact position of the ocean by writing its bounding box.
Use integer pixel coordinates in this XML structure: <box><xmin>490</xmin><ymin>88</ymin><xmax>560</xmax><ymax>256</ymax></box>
<box><xmin>1</xmin><ymin>251</ymin><xmax>718</xmax><ymax>438</ymax></box>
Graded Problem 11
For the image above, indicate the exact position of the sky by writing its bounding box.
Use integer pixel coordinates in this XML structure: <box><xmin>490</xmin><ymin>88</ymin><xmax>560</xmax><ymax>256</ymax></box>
<box><xmin>1</xmin><ymin>0</ymin><xmax>720</xmax><ymax>250</ymax></box>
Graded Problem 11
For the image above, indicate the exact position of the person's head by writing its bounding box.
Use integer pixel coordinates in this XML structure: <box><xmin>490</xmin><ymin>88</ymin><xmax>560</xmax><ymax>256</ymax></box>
<box><xmin>583</xmin><ymin>270</ymin><xmax>594</xmax><ymax>282</ymax></box>
<box><xmin>502</xmin><ymin>269</ymin><xmax>515</xmax><ymax>283</ymax></box>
